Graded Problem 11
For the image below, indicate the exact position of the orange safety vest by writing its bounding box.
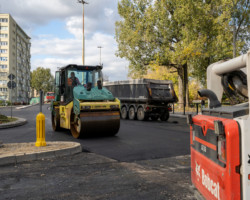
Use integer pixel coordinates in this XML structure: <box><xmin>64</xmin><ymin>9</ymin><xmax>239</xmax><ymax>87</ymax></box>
<box><xmin>68</xmin><ymin>78</ymin><xmax>73</xmax><ymax>86</ymax></box>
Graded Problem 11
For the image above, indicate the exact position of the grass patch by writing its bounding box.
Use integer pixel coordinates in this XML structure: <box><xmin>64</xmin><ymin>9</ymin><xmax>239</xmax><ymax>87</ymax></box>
<box><xmin>0</xmin><ymin>115</ymin><xmax>17</xmax><ymax>124</ymax></box>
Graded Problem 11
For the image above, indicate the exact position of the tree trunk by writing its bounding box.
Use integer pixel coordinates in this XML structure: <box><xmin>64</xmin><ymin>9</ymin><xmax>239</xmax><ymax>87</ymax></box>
<box><xmin>177</xmin><ymin>67</ymin><xmax>184</xmax><ymax>109</ymax></box>
<box><xmin>233</xmin><ymin>19</ymin><xmax>236</xmax><ymax>58</ymax></box>
<box><xmin>177</xmin><ymin>64</ymin><xmax>189</xmax><ymax>109</ymax></box>
<box><xmin>183</xmin><ymin>63</ymin><xmax>189</xmax><ymax>106</ymax></box>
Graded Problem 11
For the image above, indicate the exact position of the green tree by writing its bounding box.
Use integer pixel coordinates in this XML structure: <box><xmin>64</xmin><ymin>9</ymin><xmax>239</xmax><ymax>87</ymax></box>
<box><xmin>116</xmin><ymin>0</ymin><xmax>248</xmax><ymax>106</ymax></box>
<box><xmin>31</xmin><ymin>67</ymin><xmax>54</xmax><ymax>93</ymax></box>
<box><xmin>229</xmin><ymin>0</ymin><xmax>249</xmax><ymax>57</ymax></box>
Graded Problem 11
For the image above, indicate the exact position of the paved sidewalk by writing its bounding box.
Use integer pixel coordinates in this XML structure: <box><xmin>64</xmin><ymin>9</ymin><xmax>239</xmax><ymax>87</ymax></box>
<box><xmin>0</xmin><ymin>117</ymin><xmax>27</xmax><ymax>129</ymax></box>
<box><xmin>0</xmin><ymin>142</ymin><xmax>82</xmax><ymax>166</ymax></box>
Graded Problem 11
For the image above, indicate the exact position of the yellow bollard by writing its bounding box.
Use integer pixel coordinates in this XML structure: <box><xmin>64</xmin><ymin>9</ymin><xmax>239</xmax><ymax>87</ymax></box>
<box><xmin>35</xmin><ymin>112</ymin><xmax>46</xmax><ymax>147</ymax></box>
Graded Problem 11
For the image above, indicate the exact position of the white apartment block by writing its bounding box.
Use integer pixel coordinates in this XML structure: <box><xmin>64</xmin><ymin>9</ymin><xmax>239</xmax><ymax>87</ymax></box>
<box><xmin>0</xmin><ymin>13</ymin><xmax>31</xmax><ymax>103</ymax></box>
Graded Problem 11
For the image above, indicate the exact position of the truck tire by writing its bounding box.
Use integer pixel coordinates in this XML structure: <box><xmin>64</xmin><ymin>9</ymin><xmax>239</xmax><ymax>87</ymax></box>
<box><xmin>52</xmin><ymin>108</ymin><xmax>60</xmax><ymax>131</ymax></box>
<box><xmin>160</xmin><ymin>111</ymin><xmax>169</xmax><ymax>121</ymax></box>
<box><xmin>137</xmin><ymin>107</ymin><xmax>146</xmax><ymax>121</ymax></box>
<box><xmin>121</xmin><ymin>106</ymin><xmax>128</xmax><ymax>119</ymax></box>
<box><xmin>129</xmin><ymin>106</ymin><xmax>136</xmax><ymax>120</ymax></box>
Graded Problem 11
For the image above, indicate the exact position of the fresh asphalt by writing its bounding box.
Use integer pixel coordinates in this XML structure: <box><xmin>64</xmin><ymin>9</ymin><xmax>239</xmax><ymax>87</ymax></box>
<box><xmin>0</xmin><ymin>105</ymin><xmax>195</xmax><ymax>200</ymax></box>
<box><xmin>0</xmin><ymin>105</ymin><xmax>190</xmax><ymax>162</ymax></box>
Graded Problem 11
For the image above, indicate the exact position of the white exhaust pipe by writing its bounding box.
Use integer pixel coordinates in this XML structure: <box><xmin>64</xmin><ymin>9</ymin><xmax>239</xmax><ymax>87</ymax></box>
<box><xmin>212</xmin><ymin>54</ymin><xmax>247</xmax><ymax>75</ymax></box>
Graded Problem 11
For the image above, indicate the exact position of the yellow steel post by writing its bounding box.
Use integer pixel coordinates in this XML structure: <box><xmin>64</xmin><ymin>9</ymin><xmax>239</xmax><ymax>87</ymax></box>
<box><xmin>36</xmin><ymin>90</ymin><xmax>46</xmax><ymax>147</ymax></box>
<box><xmin>35</xmin><ymin>112</ymin><xmax>46</xmax><ymax>147</ymax></box>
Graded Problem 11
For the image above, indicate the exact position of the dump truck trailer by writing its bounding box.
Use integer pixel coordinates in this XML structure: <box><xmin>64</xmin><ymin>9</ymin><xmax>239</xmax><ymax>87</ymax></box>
<box><xmin>104</xmin><ymin>79</ymin><xmax>177</xmax><ymax>121</ymax></box>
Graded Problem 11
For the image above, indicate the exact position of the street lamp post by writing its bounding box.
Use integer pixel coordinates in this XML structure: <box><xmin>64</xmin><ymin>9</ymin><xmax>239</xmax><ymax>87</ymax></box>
<box><xmin>98</xmin><ymin>46</ymin><xmax>103</xmax><ymax>65</ymax></box>
<box><xmin>77</xmin><ymin>0</ymin><xmax>88</xmax><ymax>65</ymax></box>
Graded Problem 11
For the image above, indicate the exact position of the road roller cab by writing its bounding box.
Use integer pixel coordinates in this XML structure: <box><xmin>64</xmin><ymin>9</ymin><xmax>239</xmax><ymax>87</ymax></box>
<box><xmin>51</xmin><ymin>64</ymin><xmax>120</xmax><ymax>138</ymax></box>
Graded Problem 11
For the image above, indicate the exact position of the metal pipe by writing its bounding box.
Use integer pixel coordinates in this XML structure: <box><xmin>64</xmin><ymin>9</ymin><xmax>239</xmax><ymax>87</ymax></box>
<box><xmin>212</xmin><ymin>54</ymin><xmax>247</xmax><ymax>75</ymax></box>
<box><xmin>40</xmin><ymin>90</ymin><xmax>43</xmax><ymax>112</ymax></box>
<box><xmin>198</xmin><ymin>89</ymin><xmax>221</xmax><ymax>109</ymax></box>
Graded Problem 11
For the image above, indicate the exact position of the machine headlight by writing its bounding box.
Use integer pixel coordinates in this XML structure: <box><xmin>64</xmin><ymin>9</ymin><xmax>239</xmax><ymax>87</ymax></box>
<box><xmin>214</xmin><ymin>120</ymin><xmax>224</xmax><ymax>135</ymax></box>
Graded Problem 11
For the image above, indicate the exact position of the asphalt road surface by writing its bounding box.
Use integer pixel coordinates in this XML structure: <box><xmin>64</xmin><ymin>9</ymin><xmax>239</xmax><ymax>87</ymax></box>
<box><xmin>0</xmin><ymin>105</ymin><xmax>190</xmax><ymax>162</ymax></box>
<box><xmin>0</xmin><ymin>105</ymin><xmax>195</xmax><ymax>200</ymax></box>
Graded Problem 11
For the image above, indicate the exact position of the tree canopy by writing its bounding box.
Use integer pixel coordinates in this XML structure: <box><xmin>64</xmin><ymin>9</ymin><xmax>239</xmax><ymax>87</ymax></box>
<box><xmin>31</xmin><ymin>67</ymin><xmax>54</xmax><ymax>93</ymax></box>
<box><xmin>115</xmin><ymin>0</ymin><xmax>249</xmax><ymax>104</ymax></box>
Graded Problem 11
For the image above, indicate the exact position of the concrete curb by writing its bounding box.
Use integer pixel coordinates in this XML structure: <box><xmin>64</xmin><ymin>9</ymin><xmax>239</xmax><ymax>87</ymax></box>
<box><xmin>0</xmin><ymin>142</ymin><xmax>82</xmax><ymax>166</ymax></box>
<box><xmin>0</xmin><ymin>117</ymin><xmax>27</xmax><ymax>129</ymax></box>
<box><xmin>15</xmin><ymin>104</ymin><xmax>34</xmax><ymax>110</ymax></box>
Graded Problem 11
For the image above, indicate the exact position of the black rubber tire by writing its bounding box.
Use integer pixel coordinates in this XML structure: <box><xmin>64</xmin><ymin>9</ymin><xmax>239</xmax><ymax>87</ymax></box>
<box><xmin>151</xmin><ymin>116</ymin><xmax>159</xmax><ymax>121</ymax></box>
<box><xmin>52</xmin><ymin>108</ymin><xmax>60</xmax><ymax>131</ymax></box>
<box><xmin>121</xmin><ymin>106</ymin><xmax>128</xmax><ymax>119</ymax></box>
<box><xmin>128</xmin><ymin>106</ymin><xmax>136</xmax><ymax>120</ymax></box>
<box><xmin>137</xmin><ymin>107</ymin><xmax>145</xmax><ymax>121</ymax></box>
<box><xmin>70</xmin><ymin>115</ymin><xmax>82</xmax><ymax>139</ymax></box>
<box><xmin>160</xmin><ymin>111</ymin><xmax>170</xmax><ymax>121</ymax></box>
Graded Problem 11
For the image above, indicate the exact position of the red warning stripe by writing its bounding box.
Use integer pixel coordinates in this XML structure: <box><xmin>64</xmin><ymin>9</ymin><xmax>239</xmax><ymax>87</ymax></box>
<box><xmin>195</xmin><ymin>136</ymin><xmax>217</xmax><ymax>151</ymax></box>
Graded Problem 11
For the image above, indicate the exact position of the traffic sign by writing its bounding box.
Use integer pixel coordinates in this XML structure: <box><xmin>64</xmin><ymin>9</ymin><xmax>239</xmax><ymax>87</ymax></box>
<box><xmin>7</xmin><ymin>81</ymin><xmax>16</xmax><ymax>89</ymax></box>
<box><xmin>8</xmin><ymin>74</ymin><xmax>15</xmax><ymax>80</ymax></box>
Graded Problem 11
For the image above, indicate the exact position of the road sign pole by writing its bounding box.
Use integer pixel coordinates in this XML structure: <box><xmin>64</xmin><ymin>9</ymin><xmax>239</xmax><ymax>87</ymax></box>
<box><xmin>10</xmin><ymin>87</ymin><xmax>12</xmax><ymax>119</ymax></box>
<box><xmin>7</xmin><ymin>74</ymin><xmax>16</xmax><ymax>119</ymax></box>
<box><xmin>40</xmin><ymin>90</ymin><xmax>43</xmax><ymax>112</ymax></box>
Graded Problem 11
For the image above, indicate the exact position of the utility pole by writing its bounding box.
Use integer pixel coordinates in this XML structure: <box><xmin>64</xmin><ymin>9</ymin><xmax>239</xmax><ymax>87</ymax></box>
<box><xmin>77</xmin><ymin>0</ymin><xmax>88</xmax><ymax>65</ymax></box>
<box><xmin>98</xmin><ymin>46</ymin><xmax>103</xmax><ymax>65</ymax></box>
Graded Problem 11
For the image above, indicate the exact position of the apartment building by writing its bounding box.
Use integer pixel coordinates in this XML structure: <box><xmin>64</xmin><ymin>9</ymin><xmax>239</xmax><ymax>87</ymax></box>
<box><xmin>0</xmin><ymin>13</ymin><xmax>31</xmax><ymax>103</ymax></box>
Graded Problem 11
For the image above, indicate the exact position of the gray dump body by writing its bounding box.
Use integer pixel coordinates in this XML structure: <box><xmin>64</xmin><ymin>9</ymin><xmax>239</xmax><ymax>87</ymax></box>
<box><xmin>103</xmin><ymin>79</ymin><xmax>177</xmax><ymax>104</ymax></box>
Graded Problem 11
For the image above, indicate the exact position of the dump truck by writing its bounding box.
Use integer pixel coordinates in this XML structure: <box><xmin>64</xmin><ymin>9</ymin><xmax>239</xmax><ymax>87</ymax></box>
<box><xmin>103</xmin><ymin>79</ymin><xmax>178</xmax><ymax>121</ymax></box>
<box><xmin>187</xmin><ymin>51</ymin><xmax>250</xmax><ymax>200</ymax></box>
<box><xmin>51</xmin><ymin>64</ymin><xmax>120</xmax><ymax>138</ymax></box>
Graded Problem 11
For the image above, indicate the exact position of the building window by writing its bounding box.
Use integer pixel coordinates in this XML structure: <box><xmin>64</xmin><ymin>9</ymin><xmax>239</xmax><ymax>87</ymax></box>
<box><xmin>0</xmin><ymin>18</ymin><xmax>8</xmax><ymax>23</ymax></box>
<box><xmin>0</xmin><ymin>41</ymin><xmax>8</xmax><ymax>45</ymax></box>
<box><xmin>0</xmin><ymin>95</ymin><xmax>7</xmax><ymax>100</ymax></box>
<box><xmin>0</xmin><ymin>80</ymin><xmax>7</xmax><ymax>85</ymax></box>
<box><xmin>0</xmin><ymin>34</ymin><xmax>8</xmax><ymax>38</ymax></box>
<box><xmin>0</xmin><ymin>26</ymin><xmax>8</xmax><ymax>31</ymax></box>
<box><xmin>0</xmin><ymin>57</ymin><xmax>7</xmax><ymax>61</ymax></box>
<box><xmin>0</xmin><ymin>72</ymin><xmax>7</xmax><ymax>76</ymax></box>
<box><xmin>0</xmin><ymin>88</ymin><xmax>8</xmax><ymax>92</ymax></box>
<box><xmin>0</xmin><ymin>49</ymin><xmax>7</xmax><ymax>53</ymax></box>
<box><xmin>0</xmin><ymin>65</ymin><xmax>7</xmax><ymax>69</ymax></box>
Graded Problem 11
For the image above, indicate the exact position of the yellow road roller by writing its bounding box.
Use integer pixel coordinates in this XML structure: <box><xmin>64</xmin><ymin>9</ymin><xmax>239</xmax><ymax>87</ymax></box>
<box><xmin>51</xmin><ymin>64</ymin><xmax>120</xmax><ymax>138</ymax></box>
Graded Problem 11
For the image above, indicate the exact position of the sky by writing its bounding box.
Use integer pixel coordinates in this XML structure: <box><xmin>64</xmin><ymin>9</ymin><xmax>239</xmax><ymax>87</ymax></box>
<box><xmin>0</xmin><ymin>0</ymin><xmax>129</xmax><ymax>81</ymax></box>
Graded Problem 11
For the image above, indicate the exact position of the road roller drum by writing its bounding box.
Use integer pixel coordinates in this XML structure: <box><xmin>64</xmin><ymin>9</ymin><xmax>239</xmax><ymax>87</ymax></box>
<box><xmin>70</xmin><ymin>111</ymin><xmax>120</xmax><ymax>138</ymax></box>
